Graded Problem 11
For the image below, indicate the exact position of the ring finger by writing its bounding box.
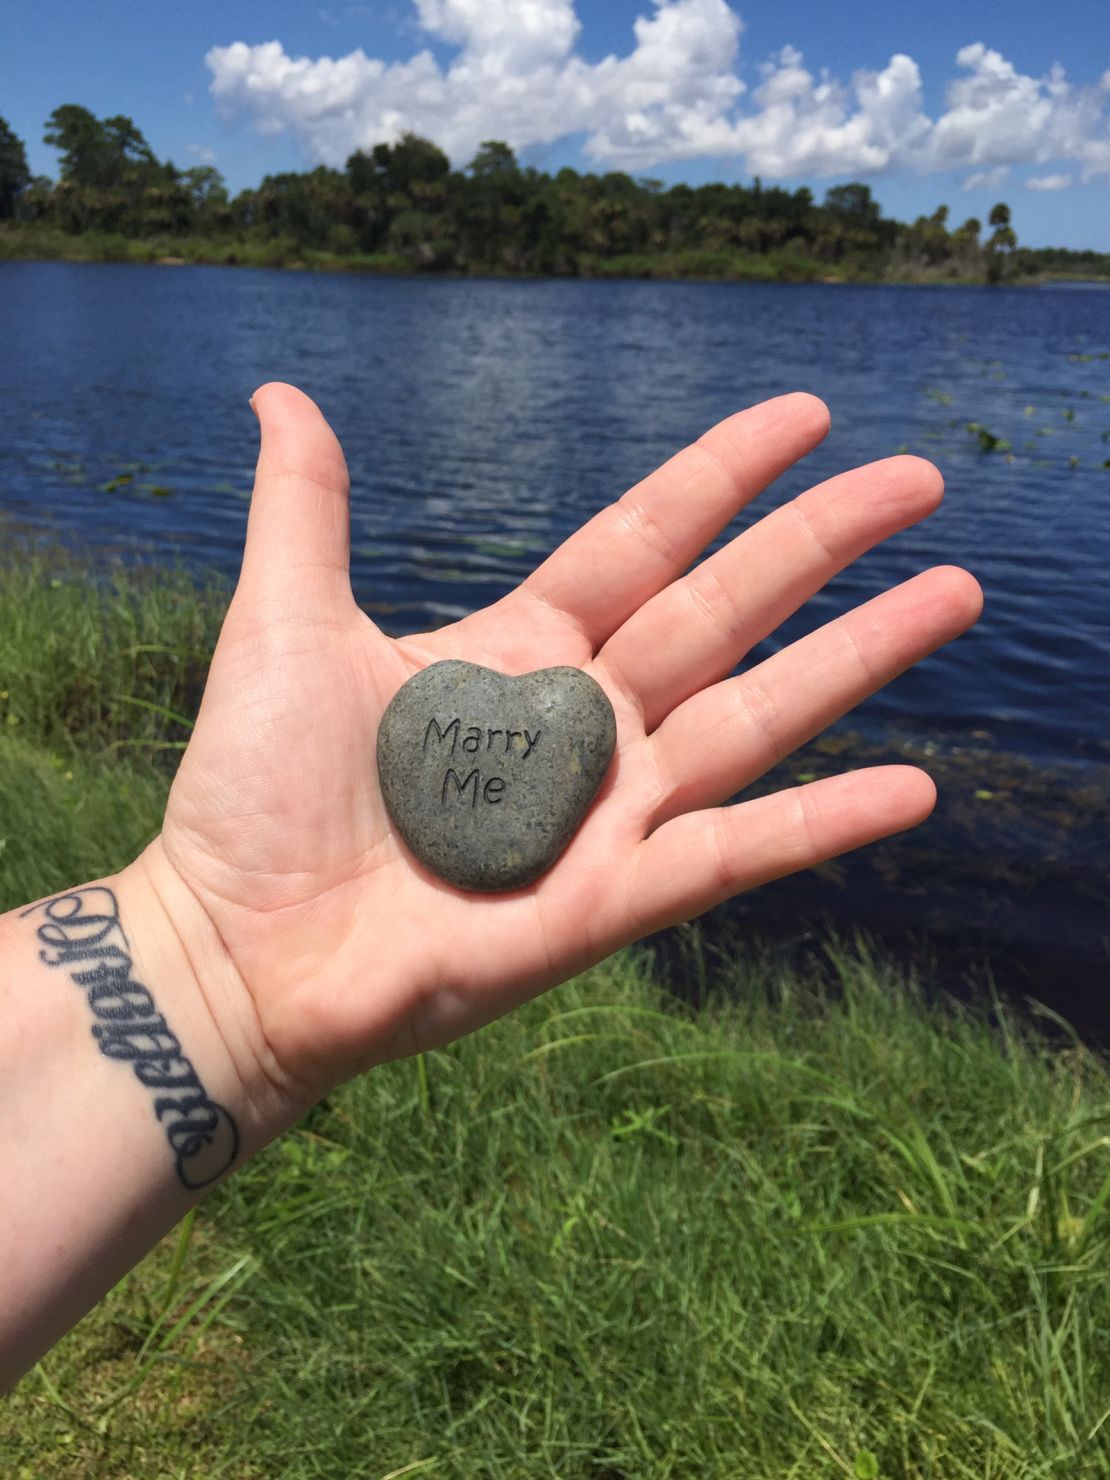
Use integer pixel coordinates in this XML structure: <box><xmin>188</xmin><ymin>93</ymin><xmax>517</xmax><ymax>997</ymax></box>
<box><xmin>597</xmin><ymin>454</ymin><xmax>944</xmax><ymax>734</ymax></box>
<box><xmin>647</xmin><ymin>565</ymin><xmax>983</xmax><ymax>829</ymax></box>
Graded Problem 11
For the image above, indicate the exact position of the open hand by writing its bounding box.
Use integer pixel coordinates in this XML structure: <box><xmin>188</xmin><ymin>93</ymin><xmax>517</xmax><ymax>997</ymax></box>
<box><xmin>151</xmin><ymin>383</ymin><xmax>981</xmax><ymax>1107</ymax></box>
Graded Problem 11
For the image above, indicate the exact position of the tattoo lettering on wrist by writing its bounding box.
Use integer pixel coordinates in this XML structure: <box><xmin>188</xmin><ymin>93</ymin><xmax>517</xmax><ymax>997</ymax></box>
<box><xmin>23</xmin><ymin>887</ymin><xmax>239</xmax><ymax>1189</ymax></box>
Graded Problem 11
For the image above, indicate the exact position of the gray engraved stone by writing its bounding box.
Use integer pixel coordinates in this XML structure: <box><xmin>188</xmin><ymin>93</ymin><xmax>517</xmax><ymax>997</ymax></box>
<box><xmin>377</xmin><ymin>659</ymin><xmax>617</xmax><ymax>891</ymax></box>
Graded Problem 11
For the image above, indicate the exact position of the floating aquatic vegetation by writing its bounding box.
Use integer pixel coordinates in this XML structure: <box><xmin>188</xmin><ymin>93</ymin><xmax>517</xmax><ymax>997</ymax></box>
<box><xmin>473</xmin><ymin>538</ymin><xmax>536</xmax><ymax>558</ymax></box>
<box><xmin>965</xmin><ymin>422</ymin><xmax>1012</xmax><ymax>453</ymax></box>
<box><xmin>98</xmin><ymin>471</ymin><xmax>172</xmax><ymax>496</ymax></box>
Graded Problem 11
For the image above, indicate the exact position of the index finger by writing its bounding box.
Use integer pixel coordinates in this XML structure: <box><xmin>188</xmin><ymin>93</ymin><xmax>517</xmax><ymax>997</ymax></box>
<box><xmin>509</xmin><ymin>392</ymin><xmax>830</xmax><ymax>652</ymax></box>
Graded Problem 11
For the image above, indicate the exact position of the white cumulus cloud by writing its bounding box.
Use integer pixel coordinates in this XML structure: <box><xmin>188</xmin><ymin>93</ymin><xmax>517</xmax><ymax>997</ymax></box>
<box><xmin>207</xmin><ymin>0</ymin><xmax>746</xmax><ymax>169</ymax></box>
<box><xmin>726</xmin><ymin>47</ymin><xmax>931</xmax><ymax>177</ymax></box>
<box><xmin>205</xmin><ymin>1</ymin><xmax>1110</xmax><ymax>183</ymax></box>
<box><xmin>413</xmin><ymin>0</ymin><xmax>581</xmax><ymax>69</ymax></box>
<box><xmin>1026</xmin><ymin>173</ymin><xmax>1072</xmax><ymax>191</ymax></box>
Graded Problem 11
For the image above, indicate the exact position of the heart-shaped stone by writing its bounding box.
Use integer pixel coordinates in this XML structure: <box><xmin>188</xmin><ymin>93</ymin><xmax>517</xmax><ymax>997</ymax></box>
<box><xmin>377</xmin><ymin>660</ymin><xmax>617</xmax><ymax>892</ymax></box>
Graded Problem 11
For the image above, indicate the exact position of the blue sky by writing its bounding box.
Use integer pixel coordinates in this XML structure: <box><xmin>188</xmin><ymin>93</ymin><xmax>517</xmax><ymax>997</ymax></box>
<box><xmin>2</xmin><ymin>0</ymin><xmax>1108</xmax><ymax>248</ymax></box>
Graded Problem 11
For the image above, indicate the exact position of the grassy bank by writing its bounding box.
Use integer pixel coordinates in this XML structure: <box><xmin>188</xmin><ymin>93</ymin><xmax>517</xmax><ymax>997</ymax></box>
<box><xmin>0</xmin><ymin>543</ymin><xmax>223</xmax><ymax>905</ymax></box>
<box><xmin>0</xmin><ymin>225</ymin><xmax>837</xmax><ymax>281</ymax></box>
<box><xmin>0</xmin><ymin>223</ymin><xmax>411</xmax><ymax>277</ymax></box>
<box><xmin>1</xmin><ymin>545</ymin><xmax>1109</xmax><ymax>1477</ymax></box>
<box><xmin>4</xmin><ymin>224</ymin><xmax>1099</xmax><ymax>286</ymax></box>
<box><xmin>5</xmin><ymin>948</ymin><xmax>1110</xmax><ymax>1478</ymax></box>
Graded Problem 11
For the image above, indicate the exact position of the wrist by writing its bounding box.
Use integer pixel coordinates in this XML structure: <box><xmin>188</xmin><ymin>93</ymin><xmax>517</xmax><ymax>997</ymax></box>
<box><xmin>112</xmin><ymin>840</ymin><xmax>311</xmax><ymax>1171</ymax></box>
<box><xmin>0</xmin><ymin>853</ymin><xmax>308</xmax><ymax>1388</ymax></box>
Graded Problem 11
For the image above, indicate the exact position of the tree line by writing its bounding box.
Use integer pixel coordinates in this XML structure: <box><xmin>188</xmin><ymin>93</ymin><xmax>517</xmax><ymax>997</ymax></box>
<box><xmin>0</xmin><ymin>103</ymin><xmax>1102</xmax><ymax>284</ymax></box>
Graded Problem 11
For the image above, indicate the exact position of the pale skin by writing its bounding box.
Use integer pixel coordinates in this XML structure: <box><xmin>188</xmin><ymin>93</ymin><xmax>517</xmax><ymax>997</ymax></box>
<box><xmin>0</xmin><ymin>384</ymin><xmax>982</xmax><ymax>1388</ymax></box>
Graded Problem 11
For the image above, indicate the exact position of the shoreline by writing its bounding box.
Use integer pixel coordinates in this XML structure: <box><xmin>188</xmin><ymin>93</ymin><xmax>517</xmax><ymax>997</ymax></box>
<box><xmin>3</xmin><ymin>230</ymin><xmax>1108</xmax><ymax>289</ymax></box>
<box><xmin>701</xmin><ymin>730</ymin><xmax>1110</xmax><ymax>1040</ymax></box>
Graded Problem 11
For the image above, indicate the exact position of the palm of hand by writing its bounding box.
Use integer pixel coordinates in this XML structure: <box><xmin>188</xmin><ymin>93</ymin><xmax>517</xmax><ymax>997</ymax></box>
<box><xmin>159</xmin><ymin>384</ymin><xmax>980</xmax><ymax>1099</ymax></box>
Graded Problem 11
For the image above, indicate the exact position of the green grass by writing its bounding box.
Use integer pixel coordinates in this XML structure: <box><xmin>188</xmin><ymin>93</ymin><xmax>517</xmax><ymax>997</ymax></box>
<box><xmin>585</xmin><ymin>248</ymin><xmax>826</xmax><ymax>283</ymax></box>
<box><xmin>0</xmin><ymin>225</ymin><xmax>412</xmax><ymax>274</ymax></box>
<box><xmin>5</xmin><ymin>225</ymin><xmax>1087</xmax><ymax>287</ymax></box>
<box><xmin>1</xmin><ymin>545</ymin><xmax>1109</xmax><ymax>1477</ymax></box>
<box><xmin>4</xmin><ymin>948</ymin><xmax>1110</xmax><ymax>1478</ymax></box>
<box><xmin>0</xmin><ymin>542</ymin><xmax>223</xmax><ymax>904</ymax></box>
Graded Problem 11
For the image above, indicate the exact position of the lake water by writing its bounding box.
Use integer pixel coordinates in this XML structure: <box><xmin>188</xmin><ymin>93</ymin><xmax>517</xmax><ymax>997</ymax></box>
<box><xmin>0</xmin><ymin>262</ymin><xmax>1107</xmax><ymax>1021</ymax></box>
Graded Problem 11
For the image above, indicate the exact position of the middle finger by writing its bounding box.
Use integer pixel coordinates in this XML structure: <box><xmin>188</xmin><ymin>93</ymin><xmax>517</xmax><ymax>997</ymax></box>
<box><xmin>596</xmin><ymin>455</ymin><xmax>943</xmax><ymax>732</ymax></box>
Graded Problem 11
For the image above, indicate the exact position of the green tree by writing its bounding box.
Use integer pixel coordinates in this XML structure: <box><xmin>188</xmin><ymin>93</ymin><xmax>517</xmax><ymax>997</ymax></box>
<box><xmin>386</xmin><ymin>207</ymin><xmax>455</xmax><ymax>268</ymax></box>
<box><xmin>43</xmin><ymin>104</ymin><xmax>106</xmax><ymax>185</ymax></box>
<box><xmin>43</xmin><ymin>105</ymin><xmax>155</xmax><ymax>190</ymax></box>
<box><xmin>458</xmin><ymin>141</ymin><xmax>525</xmax><ymax>267</ymax></box>
<box><xmin>819</xmin><ymin>182</ymin><xmax>891</xmax><ymax>264</ymax></box>
<box><xmin>101</xmin><ymin>114</ymin><xmax>157</xmax><ymax>180</ymax></box>
<box><xmin>347</xmin><ymin>133</ymin><xmax>449</xmax><ymax>197</ymax></box>
<box><xmin>0</xmin><ymin>115</ymin><xmax>31</xmax><ymax>218</ymax></box>
<box><xmin>183</xmin><ymin>165</ymin><xmax>228</xmax><ymax>213</ymax></box>
<box><xmin>42</xmin><ymin>104</ymin><xmax>163</xmax><ymax>233</ymax></box>
<box><xmin>24</xmin><ymin>113</ymin><xmax>1048</xmax><ymax>282</ymax></box>
<box><xmin>468</xmin><ymin>140</ymin><xmax>518</xmax><ymax>177</ymax></box>
<box><xmin>248</xmin><ymin>166</ymin><xmax>352</xmax><ymax>247</ymax></box>
<box><xmin>985</xmin><ymin>201</ymin><xmax>1017</xmax><ymax>284</ymax></box>
<box><xmin>951</xmin><ymin>216</ymin><xmax>982</xmax><ymax>275</ymax></box>
<box><xmin>823</xmin><ymin>182</ymin><xmax>882</xmax><ymax>230</ymax></box>
<box><xmin>346</xmin><ymin>134</ymin><xmax>450</xmax><ymax>253</ymax></box>
<box><xmin>900</xmin><ymin>203</ymin><xmax>955</xmax><ymax>269</ymax></box>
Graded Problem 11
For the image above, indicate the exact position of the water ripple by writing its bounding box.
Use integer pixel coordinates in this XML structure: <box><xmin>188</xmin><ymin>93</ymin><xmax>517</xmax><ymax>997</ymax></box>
<box><xmin>0</xmin><ymin>263</ymin><xmax>1107</xmax><ymax>767</ymax></box>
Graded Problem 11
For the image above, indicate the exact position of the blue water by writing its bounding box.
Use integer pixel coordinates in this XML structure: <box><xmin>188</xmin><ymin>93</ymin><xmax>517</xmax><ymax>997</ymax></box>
<box><xmin>1</xmin><ymin>261</ymin><xmax>1107</xmax><ymax>773</ymax></box>
<box><xmin>2</xmin><ymin>260</ymin><xmax>1109</xmax><ymax>1021</ymax></box>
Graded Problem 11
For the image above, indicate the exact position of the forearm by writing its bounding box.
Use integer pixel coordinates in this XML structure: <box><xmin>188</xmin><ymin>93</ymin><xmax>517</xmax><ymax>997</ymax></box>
<box><xmin>0</xmin><ymin>844</ymin><xmax>295</xmax><ymax>1390</ymax></box>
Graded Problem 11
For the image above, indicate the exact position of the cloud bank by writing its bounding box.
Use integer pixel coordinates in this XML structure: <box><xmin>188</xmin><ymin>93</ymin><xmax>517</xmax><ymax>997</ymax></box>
<box><xmin>206</xmin><ymin>0</ymin><xmax>1110</xmax><ymax>187</ymax></box>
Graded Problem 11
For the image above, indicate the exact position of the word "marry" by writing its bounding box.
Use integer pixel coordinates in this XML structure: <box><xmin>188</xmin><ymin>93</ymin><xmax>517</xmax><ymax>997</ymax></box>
<box><xmin>423</xmin><ymin>716</ymin><xmax>541</xmax><ymax>760</ymax></box>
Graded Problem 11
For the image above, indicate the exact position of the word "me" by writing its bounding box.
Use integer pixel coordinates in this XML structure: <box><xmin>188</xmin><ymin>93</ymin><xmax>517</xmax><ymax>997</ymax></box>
<box><xmin>441</xmin><ymin>768</ymin><xmax>506</xmax><ymax>806</ymax></box>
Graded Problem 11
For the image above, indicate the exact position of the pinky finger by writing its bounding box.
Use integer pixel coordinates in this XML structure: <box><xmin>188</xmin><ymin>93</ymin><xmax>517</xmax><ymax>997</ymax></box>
<box><xmin>628</xmin><ymin>766</ymin><xmax>936</xmax><ymax>935</ymax></box>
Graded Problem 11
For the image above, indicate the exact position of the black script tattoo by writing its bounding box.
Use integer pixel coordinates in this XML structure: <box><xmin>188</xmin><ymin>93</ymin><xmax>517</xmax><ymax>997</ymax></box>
<box><xmin>23</xmin><ymin>888</ymin><xmax>239</xmax><ymax>1190</ymax></box>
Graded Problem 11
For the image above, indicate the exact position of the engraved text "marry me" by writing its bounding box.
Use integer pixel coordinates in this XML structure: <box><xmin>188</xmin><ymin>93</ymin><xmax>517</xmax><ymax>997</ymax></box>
<box><xmin>423</xmin><ymin>716</ymin><xmax>543</xmax><ymax>808</ymax></box>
